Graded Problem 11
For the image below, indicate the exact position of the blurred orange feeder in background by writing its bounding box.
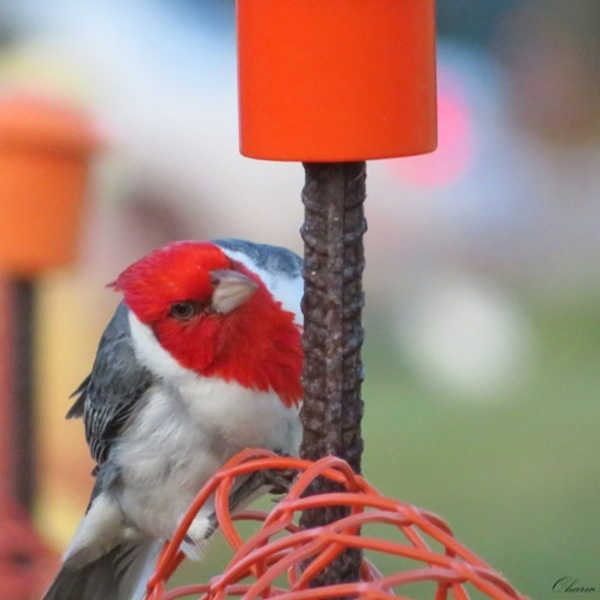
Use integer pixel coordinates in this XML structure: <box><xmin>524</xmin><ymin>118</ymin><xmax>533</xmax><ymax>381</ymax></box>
<box><xmin>0</xmin><ymin>94</ymin><xmax>99</xmax><ymax>276</ymax></box>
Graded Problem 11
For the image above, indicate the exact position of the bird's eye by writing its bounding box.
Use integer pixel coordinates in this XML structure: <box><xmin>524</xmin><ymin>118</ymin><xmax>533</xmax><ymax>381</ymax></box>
<box><xmin>169</xmin><ymin>302</ymin><xmax>198</xmax><ymax>321</ymax></box>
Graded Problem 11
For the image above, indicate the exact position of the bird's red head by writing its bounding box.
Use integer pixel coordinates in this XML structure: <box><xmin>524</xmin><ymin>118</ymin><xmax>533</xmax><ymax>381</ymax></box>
<box><xmin>111</xmin><ymin>242</ymin><xmax>302</xmax><ymax>407</ymax></box>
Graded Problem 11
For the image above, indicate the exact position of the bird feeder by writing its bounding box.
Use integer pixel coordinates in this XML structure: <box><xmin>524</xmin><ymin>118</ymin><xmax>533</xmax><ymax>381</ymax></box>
<box><xmin>0</xmin><ymin>94</ymin><xmax>98</xmax><ymax>596</ymax></box>
<box><xmin>238</xmin><ymin>0</ymin><xmax>437</xmax><ymax>589</ymax></box>
<box><xmin>0</xmin><ymin>93</ymin><xmax>99</xmax><ymax>505</ymax></box>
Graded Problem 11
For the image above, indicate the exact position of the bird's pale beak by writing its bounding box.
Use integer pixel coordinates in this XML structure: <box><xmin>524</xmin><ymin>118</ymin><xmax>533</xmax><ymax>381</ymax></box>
<box><xmin>211</xmin><ymin>270</ymin><xmax>259</xmax><ymax>314</ymax></box>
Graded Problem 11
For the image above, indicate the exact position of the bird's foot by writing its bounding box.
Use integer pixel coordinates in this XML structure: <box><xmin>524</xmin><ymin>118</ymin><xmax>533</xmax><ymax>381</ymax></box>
<box><xmin>228</xmin><ymin>453</ymin><xmax>298</xmax><ymax>511</ymax></box>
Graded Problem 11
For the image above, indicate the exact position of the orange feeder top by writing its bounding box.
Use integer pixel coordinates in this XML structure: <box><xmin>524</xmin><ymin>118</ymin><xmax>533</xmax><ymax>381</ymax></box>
<box><xmin>0</xmin><ymin>94</ymin><xmax>99</xmax><ymax>276</ymax></box>
<box><xmin>237</xmin><ymin>0</ymin><xmax>437</xmax><ymax>161</ymax></box>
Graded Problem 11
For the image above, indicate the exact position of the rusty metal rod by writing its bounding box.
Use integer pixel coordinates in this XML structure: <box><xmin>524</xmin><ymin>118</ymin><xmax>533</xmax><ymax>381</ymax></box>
<box><xmin>299</xmin><ymin>161</ymin><xmax>367</xmax><ymax>587</ymax></box>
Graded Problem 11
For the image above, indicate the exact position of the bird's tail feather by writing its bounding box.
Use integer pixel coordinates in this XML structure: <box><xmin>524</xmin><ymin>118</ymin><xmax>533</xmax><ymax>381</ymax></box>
<box><xmin>42</xmin><ymin>539</ymin><xmax>162</xmax><ymax>600</ymax></box>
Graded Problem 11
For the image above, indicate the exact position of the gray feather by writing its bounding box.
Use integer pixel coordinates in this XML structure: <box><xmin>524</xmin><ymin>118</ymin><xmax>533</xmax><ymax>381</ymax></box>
<box><xmin>41</xmin><ymin>539</ymin><xmax>161</xmax><ymax>600</ymax></box>
<box><xmin>66</xmin><ymin>375</ymin><xmax>90</xmax><ymax>419</ymax></box>
<box><xmin>89</xmin><ymin>458</ymin><xmax>122</xmax><ymax>504</ymax></box>
<box><xmin>68</xmin><ymin>302</ymin><xmax>154</xmax><ymax>465</ymax></box>
<box><xmin>214</xmin><ymin>238</ymin><xmax>302</xmax><ymax>279</ymax></box>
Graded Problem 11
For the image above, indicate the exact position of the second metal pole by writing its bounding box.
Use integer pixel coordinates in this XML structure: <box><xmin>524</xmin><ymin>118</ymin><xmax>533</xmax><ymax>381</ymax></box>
<box><xmin>10</xmin><ymin>278</ymin><xmax>36</xmax><ymax>511</ymax></box>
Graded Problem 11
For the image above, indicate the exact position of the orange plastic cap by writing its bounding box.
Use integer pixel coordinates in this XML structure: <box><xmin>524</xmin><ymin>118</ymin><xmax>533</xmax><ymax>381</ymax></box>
<box><xmin>237</xmin><ymin>0</ymin><xmax>437</xmax><ymax>161</ymax></box>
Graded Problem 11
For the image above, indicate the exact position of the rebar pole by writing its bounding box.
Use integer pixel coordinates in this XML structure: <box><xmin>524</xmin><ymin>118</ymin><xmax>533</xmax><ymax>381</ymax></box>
<box><xmin>299</xmin><ymin>161</ymin><xmax>367</xmax><ymax>587</ymax></box>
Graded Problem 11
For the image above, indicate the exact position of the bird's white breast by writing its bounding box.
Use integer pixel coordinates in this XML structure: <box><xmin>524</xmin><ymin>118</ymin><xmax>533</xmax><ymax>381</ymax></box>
<box><xmin>127</xmin><ymin>311</ymin><xmax>300</xmax><ymax>453</ymax></box>
<box><xmin>119</xmin><ymin>312</ymin><xmax>300</xmax><ymax>539</ymax></box>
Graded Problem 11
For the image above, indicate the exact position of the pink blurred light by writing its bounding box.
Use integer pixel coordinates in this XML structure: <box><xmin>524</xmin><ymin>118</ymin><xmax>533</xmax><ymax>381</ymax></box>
<box><xmin>387</xmin><ymin>71</ymin><xmax>474</xmax><ymax>188</ymax></box>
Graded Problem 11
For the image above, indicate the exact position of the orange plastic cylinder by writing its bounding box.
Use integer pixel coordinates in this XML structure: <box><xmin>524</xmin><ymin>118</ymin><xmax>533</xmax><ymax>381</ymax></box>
<box><xmin>237</xmin><ymin>0</ymin><xmax>437</xmax><ymax>162</ymax></box>
<box><xmin>0</xmin><ymin>95</ymin><xmax>99</xmax><ymax>276</ymax></box>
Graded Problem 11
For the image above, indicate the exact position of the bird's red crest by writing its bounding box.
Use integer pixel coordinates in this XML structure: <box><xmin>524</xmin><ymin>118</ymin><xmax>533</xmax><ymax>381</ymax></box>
<box><xmin>110</xmin><ymin>241</ymin><xmax>231</xmax><ymax>324</ymax></box>
<box><xmin>111</xmin><ymin>241</ymin><xmax>303</xmax><ymax>407</ymax></box>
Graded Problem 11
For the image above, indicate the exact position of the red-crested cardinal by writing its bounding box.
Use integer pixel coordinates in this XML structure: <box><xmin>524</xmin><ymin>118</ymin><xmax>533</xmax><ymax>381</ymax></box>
<box><xmin>42</xmin><ymin>239</ymin><xmax>303</xmax><ymax>600</ymax></box>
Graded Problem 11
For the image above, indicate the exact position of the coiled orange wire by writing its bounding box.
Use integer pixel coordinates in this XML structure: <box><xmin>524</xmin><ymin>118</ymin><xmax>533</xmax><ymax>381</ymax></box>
<box><xmin>145</xmin><ymin>448</ymin><xmax>527</xmax><ymax>600</ymax></box>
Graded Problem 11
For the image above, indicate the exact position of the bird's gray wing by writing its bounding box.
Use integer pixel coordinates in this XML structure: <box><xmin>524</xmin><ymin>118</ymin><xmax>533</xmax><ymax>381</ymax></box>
<box><xmin>41</xmin><ymin>538</ymin><xmax>162</xmax><ymax>600</ymax></box>
<box><xmin>67</xmin><ymin>302</ymin><xmax>153</xmax><ymax>466</ymax></box>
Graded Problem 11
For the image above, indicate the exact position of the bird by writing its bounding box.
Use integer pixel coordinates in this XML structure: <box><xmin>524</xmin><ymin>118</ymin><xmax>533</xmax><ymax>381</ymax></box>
<box><xmin>42</xmin><ymin>238</ymin><xmax>304</xmax><ymax>600</ymax></box>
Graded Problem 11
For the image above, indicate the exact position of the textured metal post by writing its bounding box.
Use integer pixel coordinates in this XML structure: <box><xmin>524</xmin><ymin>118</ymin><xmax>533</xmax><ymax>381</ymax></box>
<box><xmin>299</xmin><ymin>161</ymin><xmax>366</xmax><ymax>587</ymax></box>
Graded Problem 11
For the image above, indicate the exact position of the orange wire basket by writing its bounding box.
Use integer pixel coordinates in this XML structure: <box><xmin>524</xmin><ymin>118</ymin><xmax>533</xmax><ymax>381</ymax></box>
<box><xmin>145</xmin><ymin>449</ymin><xmax>527</xmax><ymax>600</ymax></box>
